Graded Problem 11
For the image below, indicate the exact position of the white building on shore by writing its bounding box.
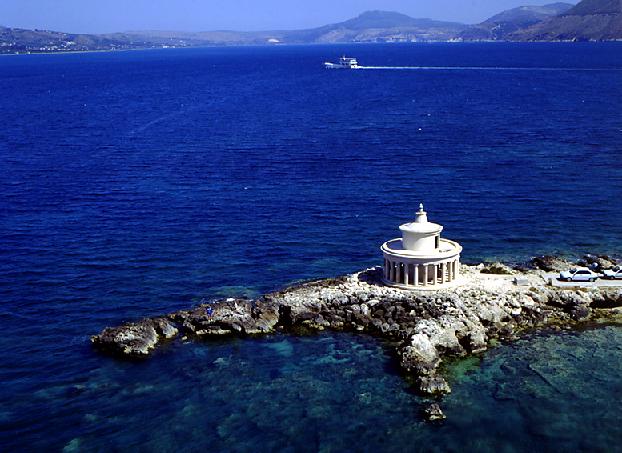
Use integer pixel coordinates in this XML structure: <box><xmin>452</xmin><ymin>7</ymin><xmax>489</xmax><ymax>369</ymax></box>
<box><xmin>381</xmin><ymin>204</ymin><xmax>462</xmax><ymax>289</ymax></box>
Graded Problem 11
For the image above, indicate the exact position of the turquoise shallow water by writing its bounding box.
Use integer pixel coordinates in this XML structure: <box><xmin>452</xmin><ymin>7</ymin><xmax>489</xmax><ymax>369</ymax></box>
<box><xmin>6</xmin><ymin>327</ymin><xmax>622</xmax><ymax>451</ymax></box>
<box><xmin>442</xmin><ymin>325</ymin><xmax>622</xmax><ymax>451</ymax></box>
<box><xmin>1</xmin><ymin>43</ymin><xmax>622</xmax><ymax>450</ymax></box>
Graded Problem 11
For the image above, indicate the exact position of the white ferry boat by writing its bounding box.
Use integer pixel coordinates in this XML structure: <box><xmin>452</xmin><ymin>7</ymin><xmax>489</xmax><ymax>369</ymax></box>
<box><xmin>324</xmin><ymin>56</ymin><xmax>360</xmax><ymax>69</ymax></box>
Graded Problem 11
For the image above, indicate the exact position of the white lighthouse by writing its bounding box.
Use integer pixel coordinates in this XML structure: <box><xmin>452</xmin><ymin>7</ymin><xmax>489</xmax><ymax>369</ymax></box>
<box><xmin>381</xmin><ymin>204</ymin><xmax>462</xmax><ymax>289</ymax></box>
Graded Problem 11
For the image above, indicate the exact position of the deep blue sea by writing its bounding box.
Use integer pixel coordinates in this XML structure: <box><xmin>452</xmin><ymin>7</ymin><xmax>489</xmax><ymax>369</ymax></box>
<box><xmin>1</xmin><ymin>43</ymin><xmax>622</xmax><ymax>451</ymax></box>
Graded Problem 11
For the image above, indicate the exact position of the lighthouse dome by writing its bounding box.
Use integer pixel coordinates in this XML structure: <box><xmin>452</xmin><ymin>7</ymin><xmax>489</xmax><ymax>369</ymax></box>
<box><xmin>399</xmin><ymin>204</ymin><xmax>443</xmax><ymax>252</ymax></box>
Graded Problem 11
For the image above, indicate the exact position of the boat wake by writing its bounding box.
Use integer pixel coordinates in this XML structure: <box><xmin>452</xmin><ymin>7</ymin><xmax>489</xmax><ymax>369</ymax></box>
<box><xmin>357</xmin><ymin>66</ymin><xmax>622</xmax><ymax>72</ymax></box>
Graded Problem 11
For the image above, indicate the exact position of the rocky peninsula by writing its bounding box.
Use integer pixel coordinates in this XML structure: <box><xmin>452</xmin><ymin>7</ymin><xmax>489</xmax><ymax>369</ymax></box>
<box><xmin>92</xmin><ymin>255</ymin><xmax>622</xmax><ymax>420</ymax></box>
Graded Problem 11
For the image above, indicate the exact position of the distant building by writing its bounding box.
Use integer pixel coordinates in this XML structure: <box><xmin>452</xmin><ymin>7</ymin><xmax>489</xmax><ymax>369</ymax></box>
<box><xmin>381</xmin><ymin>204</ymin><xmax>462</xmax><ymax>289</ymax></box>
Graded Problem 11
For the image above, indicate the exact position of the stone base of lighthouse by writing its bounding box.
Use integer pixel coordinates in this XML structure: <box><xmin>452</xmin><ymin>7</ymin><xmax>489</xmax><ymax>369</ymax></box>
<box><xmin>381</xmin><ymin>238</ymin><xmax>462</xmax><ymax>290</ymax></box>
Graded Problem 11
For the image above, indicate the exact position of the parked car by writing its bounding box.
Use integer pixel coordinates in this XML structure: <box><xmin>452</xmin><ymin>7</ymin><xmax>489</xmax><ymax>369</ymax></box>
<box><xmin>603</xmin><ymin>266</ymin><xmax>622</xmax><ymax>280</ymax></box>
<box><xmin>559</xmin><ymin>267</ymin><xmax>599</xmax><ymax>282</ymax></box>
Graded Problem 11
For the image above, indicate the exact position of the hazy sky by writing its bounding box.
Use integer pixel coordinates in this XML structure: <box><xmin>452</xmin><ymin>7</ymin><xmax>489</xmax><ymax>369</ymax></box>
<box><xmin>1</xmin><ymin>0</ymin><xmax>577</xmax><ymax>33</ymax></box>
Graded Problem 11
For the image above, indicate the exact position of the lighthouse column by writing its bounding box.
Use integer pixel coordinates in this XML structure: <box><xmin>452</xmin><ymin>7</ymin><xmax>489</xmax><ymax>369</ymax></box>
<box><xmin>413</xmin><ymin>265</ymin><xmax>419</xmax><ymax>287</ymax></box>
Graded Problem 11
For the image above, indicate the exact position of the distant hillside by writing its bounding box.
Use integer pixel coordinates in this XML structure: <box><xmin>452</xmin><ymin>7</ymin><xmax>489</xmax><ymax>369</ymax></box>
<box><xmin>326</xmin><ymin>10</ymin><xmax>464</xmax><ymax>31</ymax></box>
<box><xmin>133</xmin><ymin>11</ymin><xmax>467</xmax><ymax>45</ymax></box>
<box><xmin>459</xmin><ymin>3</ymin><xmax>574</xmax><ymax>40</ymax></box>
<box><xmin>278</xmin><ymin>11</ymin><xmax>466</xmax><ymax>43</ymax></box>
<box><xmin>513</xmin><ymin>0</ymin><xmax>622</xmax><ymax>40</ymax></box>
<box><xmin>0</xmin><ymin>26</ymin><xmax>190</xmax><ymax>53</ymax></box>
<box><xmin>0</xmin><ymin>10</ymin><xmax>468</xmax><ymax>53</ymax></box>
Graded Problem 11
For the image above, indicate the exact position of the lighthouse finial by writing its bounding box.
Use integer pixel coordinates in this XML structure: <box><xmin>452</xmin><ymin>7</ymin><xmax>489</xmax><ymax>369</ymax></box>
<box><xmin>414</xmin><ymin>203</ymin><xmax>428</xmax><ymax>223</ymax></box>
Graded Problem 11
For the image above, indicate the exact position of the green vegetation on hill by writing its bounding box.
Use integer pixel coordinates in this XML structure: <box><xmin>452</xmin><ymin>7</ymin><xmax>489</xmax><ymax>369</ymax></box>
<box><xmin>513</xmin><ymin>0</ymin><xmax>622</xmax><ymax>40</ymax></box>
<box><xmin>459</xmin><ymin>3</ymin><xmax>574</xmax><ymax>40</ymax></box>
<box><xmin>568</xmin><ymin>0</ymin><xmax>621</xmax><ymax>15</ymax></box>
<box><xmin>0</xmin><ymin>26</ymin><xmax>174</xmax><ymax>53</ymax></box>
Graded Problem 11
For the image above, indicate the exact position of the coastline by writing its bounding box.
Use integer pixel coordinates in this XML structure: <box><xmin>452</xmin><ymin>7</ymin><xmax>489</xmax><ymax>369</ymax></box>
<box><xmin>3</xmin><ymin>39</ymin><xmax>622</xmax><ymax>57</ymax></box>
<box><xmin>92</xmin><ymin>256</ymin><xmax>622</xmax><ymax>420</ymax></box>
<box><xmin>0</xmin><ymin>47</ymin><xmax>163</xmax><ymax>57</ymax></box>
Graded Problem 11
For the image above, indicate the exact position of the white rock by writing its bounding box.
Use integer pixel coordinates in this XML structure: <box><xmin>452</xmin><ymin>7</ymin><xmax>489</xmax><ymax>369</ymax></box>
<box><xmin>409</xmin><ymin>333</ymin><xmax>438</xmax><ymax>364</ymax></box>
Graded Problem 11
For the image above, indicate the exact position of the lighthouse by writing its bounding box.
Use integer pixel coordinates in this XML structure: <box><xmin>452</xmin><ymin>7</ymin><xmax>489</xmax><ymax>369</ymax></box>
<box><xmin>381</xmin><ymin>204</ymin><xmax>462</xmax><ymax>289</ymax></box>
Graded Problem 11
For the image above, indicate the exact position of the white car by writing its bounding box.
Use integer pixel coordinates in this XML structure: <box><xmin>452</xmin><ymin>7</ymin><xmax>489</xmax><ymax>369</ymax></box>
<box><xmin>603</xmin><ymin>266</ymin><xmax>622</xmax><ymax>280</ymax></box>
<box><xmin>559</xmin><ymin>267</ymin><xmax>599</xmax><ymax>282</ymax></box>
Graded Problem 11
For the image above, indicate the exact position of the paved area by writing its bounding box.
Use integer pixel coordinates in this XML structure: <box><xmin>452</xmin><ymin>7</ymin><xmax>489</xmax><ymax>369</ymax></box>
<box><xmin>545</xmin><ymin>273</ymin><xmax>622</xmax><ymax>289</ymax></box>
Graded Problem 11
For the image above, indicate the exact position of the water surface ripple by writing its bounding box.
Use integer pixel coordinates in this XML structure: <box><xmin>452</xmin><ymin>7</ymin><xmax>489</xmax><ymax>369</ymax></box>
<box><xmin>1</xmin><ymin>43</ymin><xmax>621</xmax><ymax>451</ymax></box>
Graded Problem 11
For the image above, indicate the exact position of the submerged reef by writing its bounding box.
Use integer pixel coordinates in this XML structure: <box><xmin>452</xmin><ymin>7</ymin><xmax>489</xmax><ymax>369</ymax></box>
<box><xmin>92</xmin><ymin>255</ymin><xmax>622</xmax><ymax>420</ymax></box>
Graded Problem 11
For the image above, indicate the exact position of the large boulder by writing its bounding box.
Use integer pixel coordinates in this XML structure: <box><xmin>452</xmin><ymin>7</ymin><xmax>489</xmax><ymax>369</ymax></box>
<box><xmin>481</xmin><ymin>262</ymin><xmax>515</xmax><ymax>275</ymax></box>
<box><xmin>174</xmin><ymin>299</ymin><xmax>280</xmax><ymax>337</ymax></box>
<box><xmin>247</xmin><ymin>303</ymin><xmax>280</xmax><ymax>334</ymax></box>
<box><xmin>457</xmin><ymin>325</ymin><xmax>487</xmax><ymax>353</ymax></box>
<box><xmin>153</xmin><ymin>317</ymin><xmax>179</xmax><ymax>339</ymax></box>
<box><xmin>530</xmin><ymin>255</ymin><xmax>572</xmax><ymax>272</ymax></box>
<box><xmin>418</xmin><ymin>376</ymin><xmax>451</xmax><ymax>395</ymax></box>
<box><xmin>91</xmin><ymin>319</ymin><xmax>160</xmax><ymax>356</ymax></box>
<box><xmin>400</xmin><ymin>332</ymin><xmax>440</xmax><ymax>375</ymax></box>
<box><xmin>423</xmin><ymin>403</ymin><xmax>446</xmax><ymax>422</ymax></box>
<box><xmin>578</xmin><ymin>254</ymin><xmax>617</xmax><ymax>272</ymax></box>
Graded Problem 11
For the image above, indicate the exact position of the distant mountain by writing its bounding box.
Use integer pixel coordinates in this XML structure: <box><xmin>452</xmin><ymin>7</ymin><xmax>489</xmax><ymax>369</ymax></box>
<box><xmin>459</xmin><ymin>3</ymin><xmax>574</xmax><ymax>40</ymax></box>
<box><xmin>512</xmin><ymin>0</ymin><xmax>622</xmax><ymax>40</ymax></box>
<box><xmin>277</xmin><ymin>11</ymin><xmax>466</xmax><ymax>43</ymax></box>
<box><xmin>328</xmin><ymin>10</ymin><xmax>464</xmax><ymax>31</ymax></box>
<box><xmin>136</xmin><ymin>11</ymin><xmax>467</xmax><ymax>45</ymax></box>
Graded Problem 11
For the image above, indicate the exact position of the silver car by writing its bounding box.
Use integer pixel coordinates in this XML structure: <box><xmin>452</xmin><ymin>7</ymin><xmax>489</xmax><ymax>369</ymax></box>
<box><xmin>603</xmin><ymin>266</ymin><xmax>622</xmax><ymax>280</ymax></box>
<box><xmin>559</xmin><ymin>267</ymin><xmax>599</xmax><ymax>282</ymax></box>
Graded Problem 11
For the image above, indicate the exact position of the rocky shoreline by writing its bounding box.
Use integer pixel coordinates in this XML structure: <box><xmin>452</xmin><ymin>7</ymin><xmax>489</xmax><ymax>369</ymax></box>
<box><xmin>92</xmin><ymin>255</ymin><xmax>622</xmax><ymax>420</ymax></box>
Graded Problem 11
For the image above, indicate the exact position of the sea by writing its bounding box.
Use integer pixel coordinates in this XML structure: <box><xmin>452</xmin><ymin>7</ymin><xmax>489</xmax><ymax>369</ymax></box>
<box><xmin>1</xmin><ymin>43</ymin><xmax>622</xmax><ymax>452</ymax></box>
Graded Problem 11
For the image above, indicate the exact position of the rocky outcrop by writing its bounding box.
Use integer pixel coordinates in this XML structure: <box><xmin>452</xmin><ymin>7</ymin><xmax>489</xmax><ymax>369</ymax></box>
<box><xmin>480</xmin><ymin>262</ymin><xmax>515</xmax><ymax>275</ymax></box>
<box><xmin>578</xmin><ymin>254</ymin><xmax>617</xmax><ymax>272</ymax></box>
<box><xmin>530</xmin><ymin>255</ymin><xmax>573</xmax><ymax>272</ymax></box>
<box><xmin>92</xmin><ymin>319</ymin><xmax>160</xmax><ymax>356</ymax></box>
<box><xmin>92</xmin><ymin>300</ymin><xmax>278</xmax><ymax>356</ymax></box>
<box><xmin>529</xmin><ymin>254</ymin><xmax>617</xmax><ymax>273</ymax></box>
<box><xmin>92</xmin><ymin>259</ymin><xmax>622</xmax><ymax>418</ymax></box>
<box><xmin>423</xmin><ymin>403</ymin><xmax>446</xmax><ymax>422</ymax></box>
